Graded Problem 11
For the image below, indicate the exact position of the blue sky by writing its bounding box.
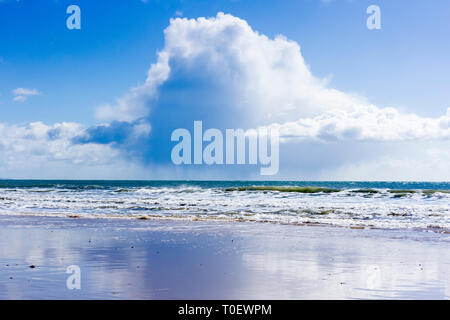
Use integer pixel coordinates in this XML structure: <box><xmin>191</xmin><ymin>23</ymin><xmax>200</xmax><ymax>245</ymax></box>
<box><xmin>0</xmin><ymin>0</ymin><xmax>449</xmax><ymax>180</ymax></box>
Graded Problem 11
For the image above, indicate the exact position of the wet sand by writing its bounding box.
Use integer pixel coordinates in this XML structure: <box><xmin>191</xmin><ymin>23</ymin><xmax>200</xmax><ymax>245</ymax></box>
<box><xmin>0</xmin><ymin>214</ymin><xmax>449</xmax><ymax>299</ymax></box>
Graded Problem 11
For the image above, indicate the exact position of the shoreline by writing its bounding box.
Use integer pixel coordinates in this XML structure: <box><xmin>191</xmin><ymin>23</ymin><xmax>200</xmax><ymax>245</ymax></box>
<box><xmin>0</xmin><ymin>215</ymin><xmax>449</xmax><ymax>299</ymax></box>
<box><xmin>1</xmin><ymin>211</ymin><xmax>449</xmax><ymax>235</ymax></box>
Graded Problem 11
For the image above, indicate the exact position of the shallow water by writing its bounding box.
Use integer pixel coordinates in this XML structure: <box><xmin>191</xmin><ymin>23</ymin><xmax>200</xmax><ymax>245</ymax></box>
<box><xmin>0</xmin><ymin>180</ymin><xmax>449</xmax><ymax>230</ymax></box>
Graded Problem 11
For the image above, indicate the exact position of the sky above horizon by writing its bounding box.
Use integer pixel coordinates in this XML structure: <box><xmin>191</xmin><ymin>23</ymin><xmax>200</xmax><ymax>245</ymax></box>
<box><xmin>0</xmin><ymin>0</ymin><xmax>449</xmax><ymax>180</ymax></box>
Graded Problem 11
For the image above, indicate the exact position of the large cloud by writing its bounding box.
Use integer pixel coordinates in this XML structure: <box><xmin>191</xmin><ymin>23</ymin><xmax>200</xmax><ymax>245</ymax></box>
<box><xmin>96</xmin><ymin>13</ymin><xmax>449</xmax><ymax>142</ymax></box>
<box><xmin>1</xmin><ymin>13</ymin><xmax>449</xmax><ymax>179</ymax></box>
<box><xmin>97</xmin><ymin>12</ymin><xmax>367</xmax><ymax>126</ymax></box>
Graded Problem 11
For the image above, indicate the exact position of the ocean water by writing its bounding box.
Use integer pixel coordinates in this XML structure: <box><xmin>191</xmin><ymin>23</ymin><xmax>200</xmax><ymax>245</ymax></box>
<box><xmin>0</xmin><ymin>180</ymin><xmax>449</xmax><ymax>231</ymax></box>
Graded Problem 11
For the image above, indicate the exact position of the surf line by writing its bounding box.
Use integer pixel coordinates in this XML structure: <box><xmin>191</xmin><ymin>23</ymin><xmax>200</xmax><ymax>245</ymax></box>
<box><xmin>170</xmin><ymin>120</ymin><xmax>279</xmax><ymax>175</ymax></box>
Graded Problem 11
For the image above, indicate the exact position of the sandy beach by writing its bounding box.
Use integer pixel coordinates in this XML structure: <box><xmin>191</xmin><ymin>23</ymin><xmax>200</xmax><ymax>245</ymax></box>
<box><xmin>1</xmin><ymin>214</ymin><xmax>449</xmax><ymax>299</ymax></box>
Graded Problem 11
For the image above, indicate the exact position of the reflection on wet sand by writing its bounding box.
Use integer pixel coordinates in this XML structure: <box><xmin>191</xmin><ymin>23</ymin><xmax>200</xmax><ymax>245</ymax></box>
<box><xmin>0</xmin><ymin>215</ymin><xmax>449</xmax><ymax>299</ymax></box>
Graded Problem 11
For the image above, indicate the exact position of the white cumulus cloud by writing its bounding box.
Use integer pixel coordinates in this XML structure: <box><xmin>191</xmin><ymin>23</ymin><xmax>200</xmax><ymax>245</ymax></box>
<box><xmin>265</xmin><ymin>105</ymin><xmax>450</xmax><ymax>142</ymax></box>
<box><xmin>0</xmin><ymin>122</ymin><xmax>119</xmax><ymax>173</ymax></box>
<box><xmin>96</xmin><ymin>12</ymin><xmax>450</xmax><ymax>143</ymax></box>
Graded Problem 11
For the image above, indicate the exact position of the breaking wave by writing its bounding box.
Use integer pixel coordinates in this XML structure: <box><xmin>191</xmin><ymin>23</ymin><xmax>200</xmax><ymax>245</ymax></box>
<box><xmin>0</xmin><ymin>180</ymin><xmax>448</xmax><ymax>232</ymax></box>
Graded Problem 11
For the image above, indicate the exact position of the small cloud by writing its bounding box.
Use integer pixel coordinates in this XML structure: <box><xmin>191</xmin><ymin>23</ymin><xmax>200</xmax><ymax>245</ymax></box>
<box><xmin>175</xmin><ymin>10</ymin><xmax>183</xmax><ymax>17</ymax></box>
<box><xmin>13</xmin><ymin>95</ymin><xmax>27</xmax><ymax>103</ymax></box>
<box><xmin>12</xmin><ymin>87</ymin><xmax>40</xmax><ymax>102</ymax></box>
<box><xmin>13</xmin><ymin>88</ymin><xmax>39</xmax><ymax>96</ymax></box>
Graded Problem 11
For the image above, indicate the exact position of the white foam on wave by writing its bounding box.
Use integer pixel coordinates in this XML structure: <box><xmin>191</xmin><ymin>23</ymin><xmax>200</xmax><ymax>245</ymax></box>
<box><xmin>0</xmin><ymin>186</ymin><xmax>448</xmax><ymax>230</ymax></box>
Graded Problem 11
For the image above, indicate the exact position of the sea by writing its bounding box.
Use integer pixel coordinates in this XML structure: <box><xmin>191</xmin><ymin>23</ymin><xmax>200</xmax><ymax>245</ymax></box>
<box><xmin>0</xmin><ymin>180</ymin><xmax>449</xmax><ymax>232</ymax></box>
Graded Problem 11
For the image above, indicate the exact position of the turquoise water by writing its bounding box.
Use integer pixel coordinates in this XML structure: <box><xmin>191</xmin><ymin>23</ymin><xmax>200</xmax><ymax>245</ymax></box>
<box><xmin>0</xmin><ymin>180</ymin><xmax>449</xmax><ymax>190</ymax></box>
